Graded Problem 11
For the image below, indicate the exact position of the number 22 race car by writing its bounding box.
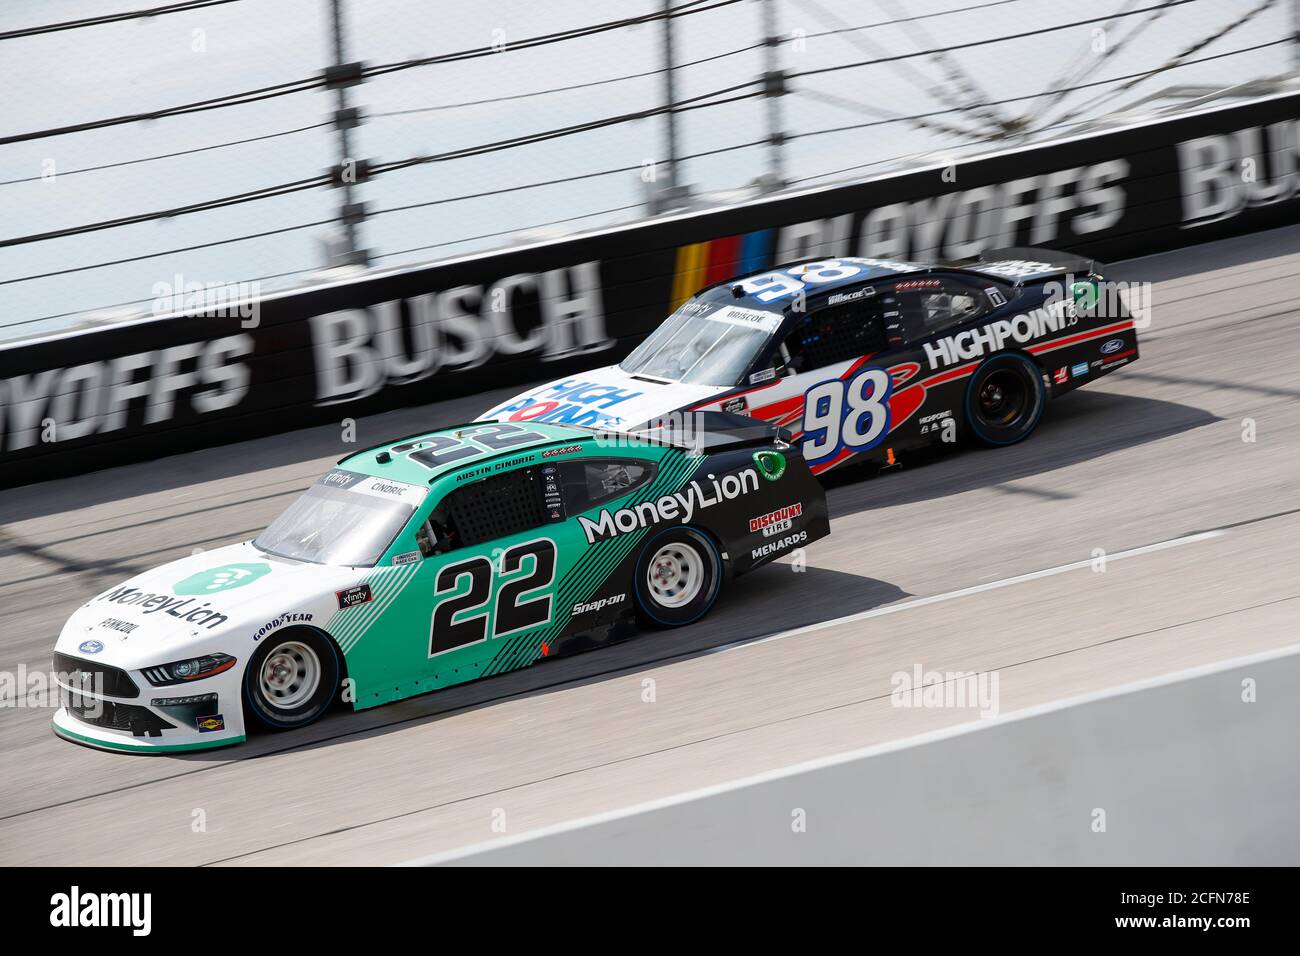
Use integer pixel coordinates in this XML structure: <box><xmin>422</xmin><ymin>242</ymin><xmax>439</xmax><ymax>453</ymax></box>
<box><xmin>52</xmin><ymin>418</ymin><xmax>827</xmax><ymax>752</ymax></box>
<box><xmin>480</xmin><ymin>247</ymin><xmax>1140</xmax><ymax>475</ymax></box>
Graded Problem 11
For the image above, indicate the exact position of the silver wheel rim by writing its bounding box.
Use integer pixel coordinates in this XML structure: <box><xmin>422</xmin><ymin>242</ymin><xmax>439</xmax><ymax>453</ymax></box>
<box><xmin>646</xmin><ymin>541</ymin><xmax>705</xmax><ymax>609</ymax></box>
<box><xmin>259</xmin><ymin>640</ymin><xmax>321</xmax><ymax>710</ymax></box>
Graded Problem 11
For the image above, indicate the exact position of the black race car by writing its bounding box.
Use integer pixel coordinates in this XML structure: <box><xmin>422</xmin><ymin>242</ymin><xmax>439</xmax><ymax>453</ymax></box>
<box><xmin>483</xmin><ymin>247</ymin><xmax>1140</xmax><ymax>476</ymax></box>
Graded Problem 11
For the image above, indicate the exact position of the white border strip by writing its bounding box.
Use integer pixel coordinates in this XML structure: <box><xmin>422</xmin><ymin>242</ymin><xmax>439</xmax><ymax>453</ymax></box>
<box><xmin>401</xmin><ymin>639</ymin><xmax>1300</xmax><ymax>866</ymax></box>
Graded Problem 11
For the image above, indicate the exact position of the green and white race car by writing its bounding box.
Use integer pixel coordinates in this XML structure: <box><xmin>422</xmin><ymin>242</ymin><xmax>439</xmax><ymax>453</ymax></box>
<box><xmin>52</xmin><ymin>417</ymin><xmax>829</xmax><ymax>753</ymax></box>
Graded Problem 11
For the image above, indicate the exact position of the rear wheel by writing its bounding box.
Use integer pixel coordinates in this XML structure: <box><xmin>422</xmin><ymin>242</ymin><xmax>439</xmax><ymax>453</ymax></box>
<box><xmin>243</xmin><ymin>629</ymin><xmax>340</xmax><ymax>731</ymax></box>
<box><xmin>965</xmin><ymin>353</ymin><xmax>1046</xmax><ymax>446</ymax></box>
<box><xmin>633</xmin><ymin>527</ymin><xmax>723</xmax><ymax>627</ymax></box>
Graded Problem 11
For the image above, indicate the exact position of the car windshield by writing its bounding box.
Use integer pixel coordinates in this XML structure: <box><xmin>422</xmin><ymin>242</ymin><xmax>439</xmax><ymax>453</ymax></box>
<box><xmin>253</xmin><ymin>471</ymin><xmax>426</xmax><ymax>567</ymax></box>
<box><xmin>619</xmin><ymin>301</ymin><xmax>782</xmax><ymax>386</ymax></box>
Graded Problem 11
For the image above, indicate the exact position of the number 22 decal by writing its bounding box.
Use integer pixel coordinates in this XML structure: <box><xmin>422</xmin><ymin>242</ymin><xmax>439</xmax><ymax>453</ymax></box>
<box><xmin>429</xmin><ymin>538</ymin><xmax>556</xmax><ymax>657</ymax></box>
<box><xmin>396</xmin><ymin>423</ymin><xmax>545</xmax><ymax>471</ymax></box>
<box><xmin>800</xmin><ymin>367</ymin><xmax>892</xmax><ymax>464</ymax></box>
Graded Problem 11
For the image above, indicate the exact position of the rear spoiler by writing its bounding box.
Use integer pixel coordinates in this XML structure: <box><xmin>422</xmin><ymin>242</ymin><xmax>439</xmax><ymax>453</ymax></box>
<box><xmin>940</xmin><ymin>246</ymin><xmax>1104</xmax><ymax>286</ymax></box>
<box><xmin>631</xmin><ymin>411</ymin><xmax>794</xmax><ymax>452</ymax></box>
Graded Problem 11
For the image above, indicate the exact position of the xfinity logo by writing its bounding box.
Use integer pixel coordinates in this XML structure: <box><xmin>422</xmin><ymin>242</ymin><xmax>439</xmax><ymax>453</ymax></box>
<box><xmin>311</xmin><ymin>261</ymin><xmax>612</xmax><ymax>405</ymax></box>
<box><xmin>577</xmin><ymin>469</ymin><xmax>759</xmax><ymax>544</ymax></box>
<box><xmin>50</xmin><ymin>886</ymin><xmax>151</xmax><ymax>936</ymax></box>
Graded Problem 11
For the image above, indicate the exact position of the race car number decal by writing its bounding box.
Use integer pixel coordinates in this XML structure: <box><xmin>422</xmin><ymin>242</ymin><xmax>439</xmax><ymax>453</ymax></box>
<box><xmin>739</xmin><ymin>258</ymin><xmax>922</xmax><ymax>303</ymax></box>
<box><xmin>429</xmin><ymin>537</ymin><xmax>557</xmax><ymax>657</ymax></box>
<box><xmin>801</xmin><ymin>366</ymin><xmax>892</xmax><ymax>464</ymax></box>
<box><xmin>394</xmin><ymin>423</ymin><xmax>544</xmax><ymax>470</ymax></box>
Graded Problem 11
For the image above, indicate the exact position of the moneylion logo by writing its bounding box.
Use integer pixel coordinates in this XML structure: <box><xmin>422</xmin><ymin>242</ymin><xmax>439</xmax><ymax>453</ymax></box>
<box><xmin>173</xmin><ymin>563</ymin><xmax>271</xmax><ymax>595</ymax></box>
<box><xmin>577</xmin><ymin>469</ymin><xmax>759</xmax><ymax>544</ymax></box>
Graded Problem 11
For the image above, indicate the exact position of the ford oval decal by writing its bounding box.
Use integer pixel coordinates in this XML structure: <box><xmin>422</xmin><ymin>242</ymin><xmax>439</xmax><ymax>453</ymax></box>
<box><xmin>79</xmin><ymin>640</ymin><xmax>104</xmax><ymax>654</ymax></box>
<box><xmin>1100</xmin><ymin>338</ymin><xmax>1125</xmax><ymax>355</ymax></box>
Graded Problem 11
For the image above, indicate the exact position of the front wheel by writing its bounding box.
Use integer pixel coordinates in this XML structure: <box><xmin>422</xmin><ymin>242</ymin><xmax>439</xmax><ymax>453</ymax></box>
<box><xmin>633</xmin><ymin>527</ymin><xmax>723</xmax><ymax>627</ymax></box>
<box><xmin>965</xmin><ymin>353</ymin><xmax>1047</xmax><ymax>446</ymax></box>
<box><xmin>243</xmin><ymin>629</ymin><xmax>340</xmax><ymax>731</ymax></box>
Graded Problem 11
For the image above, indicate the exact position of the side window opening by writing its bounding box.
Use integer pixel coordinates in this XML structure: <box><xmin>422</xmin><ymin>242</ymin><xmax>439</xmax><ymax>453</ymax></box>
<box><xmin>561</xmin><ymin>458</ymin><xmax>655</xmax><ymax>513</ymax></box>
<box><xmin>436</xmin><ymin>467</ymin><xmax>552</xmax><ymax>549</ymax></box>
<box><xmin>429</xmin><ymin>459</ymin><xmax>657</xmax><ymax>550</ymax></box>
<box><xmin>885</xmin><ymin>277</ymin><xmax>996</xmax><ymax>342</ymax></box>
<box><xmin>783</xmin><ymin>298</ymin><xmax>887</xmax><ymax>373</ymax></box>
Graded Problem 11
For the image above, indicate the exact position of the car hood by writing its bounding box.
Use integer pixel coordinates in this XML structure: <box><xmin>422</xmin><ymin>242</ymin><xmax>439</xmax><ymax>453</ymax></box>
<box><xmin>55</xmin><ymin>541</ymin><xmax>359</xmax><ymax>669</ymax></box>
<box><xmin>478</xmin><ymin>363</ymin><xmax>729</xmax><ymax>431</ymax></box>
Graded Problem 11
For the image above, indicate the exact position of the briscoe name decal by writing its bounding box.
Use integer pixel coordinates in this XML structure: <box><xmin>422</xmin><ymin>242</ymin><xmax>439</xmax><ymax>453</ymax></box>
<box><xmin>578</xmin><ymin>468</ymin><xmax>760</xmax><ymax>544</ymax></box>
<box><xmin>750</xmin><ymin>503</ymin><xmax>802</xmax><ymax>536</ymax></box>
<box><xmin>923</xmin><ymin>301</ymin><xmax>1073</xmax><ymax>369</ymax></box>
<box><xmin>95</xmin><ymin>587</ymin><xmax>229</xmax><ymax>630</ymax></box>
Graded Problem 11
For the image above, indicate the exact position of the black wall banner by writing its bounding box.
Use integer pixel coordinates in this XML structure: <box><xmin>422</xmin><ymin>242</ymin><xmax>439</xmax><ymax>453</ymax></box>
<box><xmin>2</xmin><ymin>92</ymin><xmax>1297</xmax><ymax>488</ymax></box>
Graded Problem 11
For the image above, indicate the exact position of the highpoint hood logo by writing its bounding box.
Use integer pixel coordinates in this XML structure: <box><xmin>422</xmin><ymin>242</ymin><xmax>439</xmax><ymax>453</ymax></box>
<box><xmin>173</xmin><ymin>563</ymin><xmax>271</xmax><ymax>596</ymax></box>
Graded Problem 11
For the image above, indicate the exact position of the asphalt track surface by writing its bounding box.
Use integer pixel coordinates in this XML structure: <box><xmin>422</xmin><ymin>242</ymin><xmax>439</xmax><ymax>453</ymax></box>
<box><xmin>2</xmin><ymin>226</ymin><xmax>1298</xmax><ymax>865</ymax></box>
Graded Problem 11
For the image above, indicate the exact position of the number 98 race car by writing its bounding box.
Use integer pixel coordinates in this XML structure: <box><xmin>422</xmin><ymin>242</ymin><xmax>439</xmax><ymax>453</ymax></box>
<box><xmin>51</xmin><ymin>417</ymin><xmax>827</xmax><ymax>753</ymax></box>
<box><xmin>480</xmin><ymin>246</ymin><xmax>1140</xmax><ymax>475</ymax></box>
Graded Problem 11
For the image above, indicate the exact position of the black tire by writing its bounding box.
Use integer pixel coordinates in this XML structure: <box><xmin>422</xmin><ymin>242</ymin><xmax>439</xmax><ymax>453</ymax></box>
<box><xmin>632</xmin><ymin>527</ymin><xmax>723</xmax><ymax>627</ymax></box>
<box><xmin>964</xmin><ymin>352</ymin><xmax>1047</xmax><ymax>447</ymax></box>
<box><xmin>243</xmin><ymin>628</ymin><xmax>341</xmax><ymax>731</ymax></box>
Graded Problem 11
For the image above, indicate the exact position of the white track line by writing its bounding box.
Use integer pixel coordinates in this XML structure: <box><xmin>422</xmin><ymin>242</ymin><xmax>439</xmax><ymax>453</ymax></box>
<box><xmin>709</xmin><ymin>529</ymin><xmax>1227</xmax><ymax>655</ymax></box>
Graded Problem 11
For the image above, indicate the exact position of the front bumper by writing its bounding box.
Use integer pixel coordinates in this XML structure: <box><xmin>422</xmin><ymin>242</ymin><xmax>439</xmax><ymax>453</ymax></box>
<box><xmin>52</xmin><ymin>707</ymin><xmax>244</xmax><ymax>753</ymax></box>
<box><xmin>51</xmin><ymin>662</ymin><xmax>246</xmax><ymax>754</ymax></box>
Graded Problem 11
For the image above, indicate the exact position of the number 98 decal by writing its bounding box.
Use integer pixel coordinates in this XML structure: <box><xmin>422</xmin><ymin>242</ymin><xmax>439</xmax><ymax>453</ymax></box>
<box><xmin>801</xmin><ymin>367</ymin><xmax>892</xmax><ymax>464</ymax></box>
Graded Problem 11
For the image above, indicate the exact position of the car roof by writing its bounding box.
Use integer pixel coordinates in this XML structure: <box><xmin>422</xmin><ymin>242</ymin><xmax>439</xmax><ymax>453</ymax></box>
<box><xmin>336</xmin><ymin>421</ymin><xmax>600</xmax><ymax>485</ymax></box>
<box><xmin>692</xmin><ymin>248</ymin><xmax>1091</xmax><ymax>311</ymax></box>
<box><xmin>694</xmin><ymin>256</ymin><xmax>934</xmax><ymax>312</ymax></box>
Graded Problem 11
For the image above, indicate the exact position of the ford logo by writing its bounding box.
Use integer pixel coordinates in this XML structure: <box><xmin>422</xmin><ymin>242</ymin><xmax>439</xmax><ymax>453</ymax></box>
<box><xmin>1100</xmin><ymin>338</ymin><xmax>1125</xmax><ymax>355</ymax></box>
<box><xmin>79</xmin><ymin>640</ymin><xmax>104</xmax><ymax>655</ymax></box>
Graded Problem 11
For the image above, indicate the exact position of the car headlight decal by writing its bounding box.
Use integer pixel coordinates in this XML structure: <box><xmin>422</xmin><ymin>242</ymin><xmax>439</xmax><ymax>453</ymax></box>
<box><xmin>142</xmin><ymin>654</ymin><xmax>237</xmax><ymax>686</ymax></box>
